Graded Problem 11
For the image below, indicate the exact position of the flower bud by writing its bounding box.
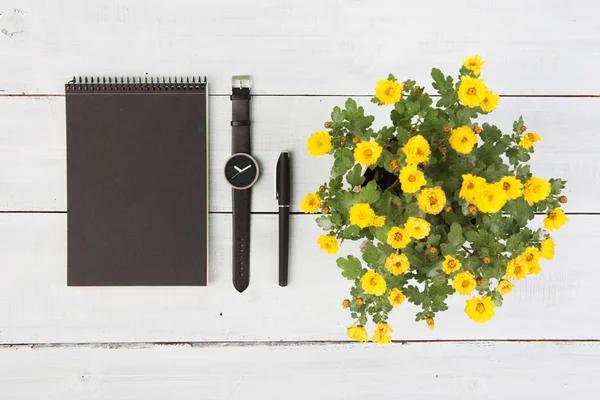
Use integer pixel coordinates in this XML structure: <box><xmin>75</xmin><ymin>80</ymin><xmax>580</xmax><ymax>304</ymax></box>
<box><xmin>521</xmin><ymin>125</ymin><xmax>527</xmax><ymax>132</ymax></box>
<box><xmin>342</xmin><ymin>299</ymin><xmax>351</xmax><ymax>309</ymax></box>
<box><xmin>443</xmin><ymin>126</ymin><xmax>451</xmax><ymax>133</ymax></box>
<box><xmin>353</xmin><ymin>186</ymin><xmax>361</xmax><ymax>193</ymax></box>
<box><xmin>424</xmin><ymin>306</ymin><xmax>431</xmax><ymax>311</ymax></box>
<box><xmin>322</xmin><ymin>206</ymin><xmax>330</xmax><ymax>214</ymax></box>
<box><xmin>483</xmin><ymin>256</ymin><xmax>491</xmax><ymax>264</ymax></box>
<box><xmin>319</xmin><ymin>185</ymin><xmax>326</xmax><ymax>192</ymax></box>
<box><xmin>443</xmin><ymin>205</ymin><xmax>453</xmax><ymax>213</ymax></box>
<box><xmin>340</xmin><ymin>136</ymin><xmax>347</xmax><ymax>143</ymax></box>
<box><xmin>476</xmin><ymin>277</ymin><xmax>484</xmax><ymax>286</ymax></box>
<box><xmin>389</xmin><ymin>160</ymin><xmax>399</xmax><ymax>169</ymax></box>
<box><xmin>426</xmin><ymin>317</ymin><xmax>435</xmax><ymax>329</ymax></box>
<box><xmin>436</xmin><ymin>273</ymin><xmax>444</xmax><ymax>279</ymax></box>
<box><xmin>352</xmin><ymin>137</ymin><xmax>360</xmax><ymax>144</ymax></box>
<box><xmin>429</xmin><ymin>247</ymin><xmax>437</xmax><ymax>254</ymax></box>
<box><xmin>559</xmin><ymin>196</ymin><xmax>568</xmax><ymax>204</ymax></box>
<box><xmin>355</xmin><ymin>298</ymin><xmax>364</xmax><ymax>306</ymax></box>
<box><xmin>468</xmin><ymin>204</ymin><xmax>478</xmax><ymax>214</ymax></box>
<box><xmin>478</xmin><ymin>290</ymin><xmax>485</xmax><ymax>295</ymax></box>
<box><xmin>324</xmin><ymin>121</ymin><xmax>331</xmax><ymax>129</ymax></box>
<box><xmin>473</xmin><ymin>125</ymin><xmax>482</xmax><ymax>134</ymax></box>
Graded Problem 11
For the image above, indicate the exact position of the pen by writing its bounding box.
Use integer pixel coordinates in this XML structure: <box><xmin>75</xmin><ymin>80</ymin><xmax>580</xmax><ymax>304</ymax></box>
<box><xmin>276</xmin><ymin>152</ymin><xmax>290</xmax><ymax>286</ymax></box>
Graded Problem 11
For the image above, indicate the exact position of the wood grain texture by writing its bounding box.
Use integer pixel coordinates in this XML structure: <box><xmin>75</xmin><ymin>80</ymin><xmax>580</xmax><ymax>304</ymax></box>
<box><xmin>0</xmin><ymin>0</ymin><xmax>599</xmax><ymax>95</ymax></box>
<box><xmin>0</xmin><ymin>213</ymin><xmax>594</xmax><ymax>344</ymax></box>
<box><xmin>1</xmin><ymin>342</ymin><xmax>599</xmax><ymax>399</ymax></box>
<box><xmin>0</xmin><ymin>96</ymin><xmax>596</xmax><ymax>212</ymax></box>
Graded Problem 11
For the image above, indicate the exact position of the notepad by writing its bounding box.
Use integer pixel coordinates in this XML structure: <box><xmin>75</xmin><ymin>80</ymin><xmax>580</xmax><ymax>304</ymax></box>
<box><xmin>65</xmin><ymin>77</ymin><xmax>208</xmax><ymax>286</ymax></box>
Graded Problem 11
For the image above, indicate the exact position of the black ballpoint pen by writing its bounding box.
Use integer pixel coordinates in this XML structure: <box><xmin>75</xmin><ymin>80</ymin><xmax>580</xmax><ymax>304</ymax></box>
<box><xmin>276</xmin><ymin>152</ymin><xmax>291</xmax><ymax>286</ymax></box>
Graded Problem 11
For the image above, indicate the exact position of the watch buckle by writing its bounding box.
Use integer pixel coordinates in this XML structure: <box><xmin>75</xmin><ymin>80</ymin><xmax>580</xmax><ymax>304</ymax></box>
<box><xmin>232</xmin><ymin>75</ymin><xmax>251</xmax><ymax>90</ymax></box>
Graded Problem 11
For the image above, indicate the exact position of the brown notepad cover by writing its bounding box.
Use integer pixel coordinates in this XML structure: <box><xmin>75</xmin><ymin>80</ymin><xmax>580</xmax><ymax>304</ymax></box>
<box><xmin>65</xmin><ymin>78</ymin><xmax>208</xmax><ymax>286</ymax></box>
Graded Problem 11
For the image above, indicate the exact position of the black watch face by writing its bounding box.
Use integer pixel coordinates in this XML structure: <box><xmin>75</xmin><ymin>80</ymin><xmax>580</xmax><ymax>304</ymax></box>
<box><xmin>224</xmin><ymin>153</ymin><xmax>260</xmax><ymax>189</ymax></box>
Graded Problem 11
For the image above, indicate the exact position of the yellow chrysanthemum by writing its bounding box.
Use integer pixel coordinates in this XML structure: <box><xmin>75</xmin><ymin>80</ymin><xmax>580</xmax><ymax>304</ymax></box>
<box><xmin>452</xmin><ymin>271</ymin><xmax>477</xmax><ymax>295</ymax></box>
<box><xmin>399</xmin><ymin>165</ymin><xmax>427</xmax><ymax>193</ymax></box>
<box><xmin>300</xmin><ymin>193</ymin><xmax>321</xmax><ymax>213</ymax></box>
<box><xmin>473</xmin><ymin>183</ymin><xmax>507</xmax><ymax>214</ymax></box>
<box><xmin>460</xmin><ymin>174</ymin><xmax>487</xmax><ymax>202</ymax></box>
<box><xmin>384</xmin><ymin>253</ymin><xmax>410</xmax><ymax>275</ymax></box>
<box><xmin>523</xmin><ymin>177</ymin><xmax>551</xmax><ymax>205</ymax></box>
<box><xmin>442</xmin><ymin>255</ymin><xmax>462</xmax><ymax>274</ymax></box>
<box><xmin>402</xmin><ymin>135</ymin><xmax>431</xmax><ymax>165</ymax></box>
<box><xmin>360</xmin><ymin>271</ymin><xmax>387</xmax><ymax>296</ymax></box>
<box><xmin>458</xmin><ymin>76</ymin><xmax>488</xmax><ymax>108</ymax></box>
<box><xmin>417</xmin><ymin>186</ymin><xmax>447</xmax><ymax>215</ymax></box>
<box><xmin>317</xmin><ymin>235</ymin><xmax>338</xmax><ymax>255</ymax></box>
<box><xmin>426</xmin><ymin>317</ymin><xmax>435</xmax><ymax>329</ymax></box>
<box><xmin>464</xmin><ymin>55</ymin><xmax>484</xmax><ymax>76</ymax></box>
<box><xmin>498</xmin><ymin>176</ymin><xmax>523</xmax><ymax>200</ymax></box>
<box><xmin>349</xmin><ymin>203</ymin><xmax>376</xmax><ymax>229</ymax></box>
<box><xmin>544</xmin><ymin>208</ymin><xmax>568</xmax><ymax>231</ymax></box>
<box><xmin>464</xmin><ymin>296</ymin><xmax>496</xmax><ymax>323</ymax></box>
<box><xmin>449</xmin><ymin>126</ymin><xmax>478</xmax><ymax>154</ymax></box>
<box><xmin>404</xmin><ymin>217</ymin><xmax>431</xmax><ymax>240</ymax></box>
<box><xmin>388</xmin><ymin>288</ymin><xmax>406</xmax><ymax>308</ymax></box>
<box><xmin>480</xmin><ymin>90</ymin><xmax>500</xmax><ymax>113</ymax></box>
<box><xmin>496</xmin><ymin>279</ymin><xmax>514</xmax><ymax>295</ymax></box>
<box><xmin>375</xmin><ymin>79</ymin><xmax>403</xmax><ymax>106</ymax></box>
<box><xmin>347</xmin><ymin>326</ymin><xmax>368</xmax><ymax>342</ymax></box>
<box><xmin>372</xmin><ymin>215</ymin><xmax>386</xmax><ymax>228</ymax></box>
<box><xmin>519</xmin><ymin>133</ymin><xmax>542</xmax><ymax>149</ymax></box>
<box><xmin>306</xmin><ymin>130</ymin><xmax>332</xmax><ymax>156</ymax></box>
<box><xmin>386</xmin><ymin>227</ymin><xmax>411</xmax><ymax>249</ymax></box>
<box><xmin>372</xmin><ymin>322</ymin><xmax>393</xmax><ymax>345</ymax></box>
<box><xmin>354</xmin><ymin>141</ymin><xmax>383</xmax><ymax>166</ymax></box>
<box><xmin>506</xmin><ymin>257</ymin><xmax>528</xmax><ymax>280</ymax></box>
<box><xmin>540</xmin><ymin>237</ymin><xmax>555</xmax><ymax>260</ymax></box>
<box><xmin>521</xmin><ymin>247</ymin><xmax>541</xmax><ymax>273</ymax></box>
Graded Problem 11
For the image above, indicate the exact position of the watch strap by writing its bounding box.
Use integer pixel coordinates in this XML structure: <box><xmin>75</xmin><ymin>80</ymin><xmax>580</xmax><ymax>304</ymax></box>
<box><xmin>231</xmin><ymin>87</ymin><xmax>251</xmax><ymax>154</ymax></box>
<box><xmin>232</xmin><ymin>188</ymin><xmax>251</xmax><ymax>292</ymax></box>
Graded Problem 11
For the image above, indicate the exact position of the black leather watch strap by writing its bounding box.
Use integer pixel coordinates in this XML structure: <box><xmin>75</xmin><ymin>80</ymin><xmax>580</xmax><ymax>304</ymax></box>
<box><xmin>231</xmin><ymin>84</ymin><xmax>252</xmax><ymax>292</ymax></box>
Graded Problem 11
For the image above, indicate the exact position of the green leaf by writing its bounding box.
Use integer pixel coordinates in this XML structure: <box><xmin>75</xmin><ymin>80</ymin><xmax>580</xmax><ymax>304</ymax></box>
<box><xmin>328</xmin><ymin>175</ymin><xmax>343</xmax><ymax>191</ymax></box>
<box><xmin>378</xmin><ymin>126</ymin><xmax>396</xmax><ymax>142</ymax></box>
<box><xmin>342</xmin><ymin>225</ymin><xmax>361</xmax><ymax>239</ymax></box>
<box><xmin>332</xmin><ymin>148</ymin><xmax>355</xmax><ymax>177</ymax></box>
<box><xmin>316</xmin><ymin>215</ymin><xmax>333</xmax><ymax>230</ymax></box>
<box><xmin>359</xmin><ymin>180</ymin><xmax>381</xmax><ymax>204</ymax></box>
<box><xmin>426</xmin><ymin>234</ymin><xmax>441</xmax><ymax>245</ymax></box>
<box><xmin>402</xmin><ymin>247</ymin><xmax>423</xmax><ymax>268</ymax></box>
<box><xmin>336</xmin><ymin>256</ymin><xmax>363</xmax><ymax>280</ymax></box>
<box><xmin>513</xmin><ymin>116</ymin><xmax>525</xmax><ymax>136</ymax></box>
<box><xmin>431</xmin><ymin>68</ymin><xmax>445</xmax><ymax>87</ymax></box>
<box><xmin>448</xmin><ymin>222</ymin><xmax>464</xmax><ymax>246</ymax></box>
<box><xmin>331</xmin><ymin>106</ymin><xmax>343</xmax><ymax>124</ymax></box>
<box><xmin>345</xmin><ymin>98</ymin><xmax>358</xmax><ymax>116</ymax></box>
<box><xmin>479</xmin><ymin>124</ymin><xmax>502</xmax><ymax>143</ymax></box>
<box><xmin>504</xmin><ymin>197</ymin><xmax>535</xmax><ymax>227</ymax></box>
<box><xmin>362</xmin><ymin>242</ymin><xmax>385</xmax><ymax>268</ymax></box>
<box><xmin>347</xmin><ymin>164</ymin><xmax>365</xmax><ymax>187</ymax></box>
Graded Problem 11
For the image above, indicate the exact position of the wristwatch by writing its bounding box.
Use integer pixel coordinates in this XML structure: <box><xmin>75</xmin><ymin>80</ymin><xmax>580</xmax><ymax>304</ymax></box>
<box><xmin>224</xmin><ymin>76</ymin><xmax>260</xmax><ymax>292</ymax></box>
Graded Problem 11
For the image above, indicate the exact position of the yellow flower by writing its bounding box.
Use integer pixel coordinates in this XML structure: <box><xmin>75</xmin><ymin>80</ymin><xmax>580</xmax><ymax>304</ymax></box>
<box><xmin>375</xmin><ymin>79</ymin><xmax>403</xmax><ymax>106</ymax></box>
<box><xmin>521</xmin><ymin>247</ymin><xmax>541</xmax><ymax>273</ymax></box>
<box><xmin>306</xmin><ymin>130</ymin><xmax>332</xmax><ymax>156</ymax></box>
<box><xmin>464</xmin><ymin>55</ymin><xmax>484</xmax><ymax>76</ymax></box>
<box><xmin>404</xmin><ymin>217</ymin><xmax>431</xmax><ymax>240</ymax></box>
<box><xmin>506</xmin><ymin>257</ymin><xmax>528</xmax><ymax>280</ymax></box>
<box><xmin>388</xmin><ymin>288</ymin><xmax>406</xmax><ymax>307</ymax></box>
<box><xmin>523</xmin><ymin>177</ymin><xmax>551</xmax><ymax>205</ymax></box>
<box><xmin>498</xmin><ymin>176</ymin><xmax>523</xmax><ymax>200</ymax></box>
<box><xmin>442</xmin><ymin>255</ymin><xmax>462</xmax><ymax>274</ymax></box>
<box><xmin>300</xmin><ymin>193</ymin><xmax>321</xmax><ymax>213</ymax></box>
<box><xmin>473</xmin><ymin>183</ymin><xmax>507</xmax><ymax>214</ymax></box>
<box><xmin>426</xmin><ymin>317</ymin><xmax>435</xmax><ymax>329</ymax></box>
<box><xmin>519</xmin><ymin>133</ymin><xmax>542</xmax><ymax>149</ymax></box>
<box><xmin>452</xmin><ymin>271</ymin><xmax>477</xmax><ymax>295</ymax></box>
<box><xmin>464</xmin><ymin>296</ymin><xmax>496</xmax><ymax>323</ymax></box>
<box><xmin>544</xmin><ymin>208</ymin><xmax>568</xmax><ymax>231</ymax></box>
<box><xmin>458</xmin><ymin>76</ymin><xmax>488</xmax><ymax>108</ymax></box>
<box><xmin>347</xmin><ymin>326</ymin><xmax>368</xmax><ymax>342</ymax></box>
<box><xmin>540</xmin><ymin>237</ymin><xmax>555</xmax><ymax>260</ymax></box>
<box><xmin>372</xmin><ymin>215</ymin><xmax>386</xmax><ymax>228</ymax></box>
<box><xmin>386</xmin><ymin>227</ymin><xmax>411</xmax><ymax>249</ymax></box>
<box><xmin>384</xmin><ymin>253</ymin><xmax>410</xmax><ymax>275</ymax></box>
<box><xmin>360</xmin><ymin>271</ymin><xmax>387</xmax><ymax>296</ymax></box>
<box><xmin>417</xmin><ymin>187</ymin><xmax>447</xmax><ymax>215</ymax></box>
<box><xmin>354</xmin><ymin>141</ymin><xmax>383</xmax><ymax>166</ymax></box>
<box><xmin>480</xmin><ymin>90</ymin><xmax>500</xmax><ymax>113</ymax></box>
<box><xmin>372</xmin><ymin>322</ymin><xmax>393</xmax><ymax>344</ymax></box>
<box><xmin>317</xmin><ymin>235</ymin><xmax>338</xmax><ymax>255</ymax></box>
<box><xmin>460</xmin><ymin>174</ymin><xmax>486</xmax><ymax>202</ymax></box>
<box><xmin>496</xmin><ymin>279</ymin><xmax>514</xmax><ymax>295</ymax></box>
<box><xmin>402</xmin><ymin>135</ymin><xmax>431</xmax><ymax>165</ymax></box>
<box><xmin>349</xmin><ymin>203</ymin><xmax>376</xmax><ymax>229</ymax></box>
<box><xmin>399</xmin><ymin>165</ymin><xmax>427</xmax><ymax>193</ymax></box>
<box><xmin>449</xmin><ymin>126</ymin><xmax>478</xmax><ymax>154</ymax></box>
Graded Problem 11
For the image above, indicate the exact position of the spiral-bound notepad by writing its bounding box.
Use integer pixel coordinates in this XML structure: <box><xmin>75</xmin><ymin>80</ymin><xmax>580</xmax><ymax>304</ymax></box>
<box><xmin>66</xmin><ymin>77</ymin><xmax>208</xmax><ymax>286</ymax></box>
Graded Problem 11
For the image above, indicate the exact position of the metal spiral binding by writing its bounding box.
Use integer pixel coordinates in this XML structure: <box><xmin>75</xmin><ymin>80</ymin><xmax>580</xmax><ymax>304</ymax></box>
<box><xmin>65</xmin><ymin>76</ymin><xmax>207</xmax><ymax>92</ymax></box>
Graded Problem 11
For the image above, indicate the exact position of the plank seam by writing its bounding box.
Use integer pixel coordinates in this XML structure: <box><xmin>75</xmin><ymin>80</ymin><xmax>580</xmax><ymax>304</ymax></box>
<box><xmin>1</xmin><ymin>94</ymin><xmax>599</xmax><ymax>98</ymax></box>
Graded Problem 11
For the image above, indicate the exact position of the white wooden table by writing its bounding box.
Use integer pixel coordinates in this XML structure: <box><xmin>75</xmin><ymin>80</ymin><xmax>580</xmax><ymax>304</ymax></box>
<box><xmin>1</xmin><ymin>0</ymin><xmax>600</xmax><ymax>398</ymax></box>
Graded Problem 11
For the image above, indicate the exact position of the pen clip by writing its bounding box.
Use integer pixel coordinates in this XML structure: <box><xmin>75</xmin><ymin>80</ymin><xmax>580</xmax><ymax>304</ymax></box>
<box><xmin>275</xmin><ymin>152</ymin><xmax>282</xmax><ymax>200</ymax></box>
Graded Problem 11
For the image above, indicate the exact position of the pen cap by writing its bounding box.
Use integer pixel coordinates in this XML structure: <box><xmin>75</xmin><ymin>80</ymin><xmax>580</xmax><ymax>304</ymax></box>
<box><xmin>276</xmin><ymin>152</ymin><xmax>291</xmax><ymax>204</ymax></box>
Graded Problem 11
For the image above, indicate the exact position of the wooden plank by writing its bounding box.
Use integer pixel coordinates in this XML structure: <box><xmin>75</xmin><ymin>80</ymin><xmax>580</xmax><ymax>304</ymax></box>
<box><xmin>0</xmin><ymin>0</ymin><xmax>599</xmax><ymax>95</ymax></box>
<box><xmin>0</xmin><ymin>213</ymin><xmax>595</xmax><ymax>344</ymax></box>
<box><xmin>0</xmin><ymin>96</ymin><xmax>595</xmax><ymax>212</ymax></box>
<box><xmin>1</xmin><ymin>341</ymin><xmax>599</xmax><ymax>399</ymax></box>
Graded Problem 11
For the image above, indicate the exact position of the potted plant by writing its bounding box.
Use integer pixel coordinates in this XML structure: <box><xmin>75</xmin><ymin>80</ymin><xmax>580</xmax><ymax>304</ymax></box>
<box><xmin>301</xmin><ymin>56</ymin><xmax>568</xmax><ymax>344</ymax></box>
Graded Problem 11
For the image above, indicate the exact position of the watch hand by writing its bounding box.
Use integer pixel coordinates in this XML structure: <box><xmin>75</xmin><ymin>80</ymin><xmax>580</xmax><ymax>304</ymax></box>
<box><xmin>239</xmin><ymin>165</ymin><xmax>251</xmax><ymax>173</ymax></box>
<box><xmin>234</xmin><ymin>166</ymin><xmax>242</xmax><ymax>172</ymax></box>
